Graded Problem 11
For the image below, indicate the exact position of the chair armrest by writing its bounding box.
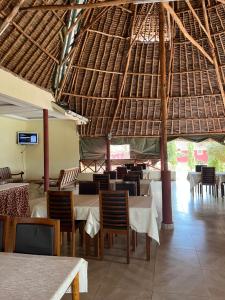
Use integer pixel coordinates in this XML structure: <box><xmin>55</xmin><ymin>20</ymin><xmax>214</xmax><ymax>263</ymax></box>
<box><xmin>11</xmin><ymin>171</ymin><xmax>24</xmax><ymax>180</ymax></box>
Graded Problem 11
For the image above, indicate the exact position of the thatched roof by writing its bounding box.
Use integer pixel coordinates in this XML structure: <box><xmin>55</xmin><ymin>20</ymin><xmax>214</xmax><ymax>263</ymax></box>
<box><xmin>1</xmin><ymin>0</ymin><xmax>225</xmax><ymax>138</ymax></box>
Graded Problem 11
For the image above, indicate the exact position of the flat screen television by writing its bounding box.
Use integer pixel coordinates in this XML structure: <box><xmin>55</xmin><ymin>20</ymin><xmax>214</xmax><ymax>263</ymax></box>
<box><xmin>17</xmin><ymin>132</ymin><xmax>38</xmax><ymax>145</ymax></box>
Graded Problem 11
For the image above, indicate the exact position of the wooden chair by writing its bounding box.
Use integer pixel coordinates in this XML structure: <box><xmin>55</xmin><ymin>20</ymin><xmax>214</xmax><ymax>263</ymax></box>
<box><xmin>0</xmin><ymin>215</ymin><xmax>9</xmax><ymax>252</ymax></box>
<box><xmin>13</xmin><ymin>217</ymin><xmax>60</xmax><ymax>256</ymax></box>
<box><xmin>131</xmin><ymin>165</ymin><xmax>143</xmax><ymax>171</ymax></box>
<box><xmin>195</xmin><ymin>165</ymin><xmax>207</xmax><ymax>172</ymax></box>
<box><xmin>128</xmin><ymin>170</ymin><xmax>143</xmax><ymax>179</ymax></box>
<box><xmin>99</xmin><ymin>190</ymin><xmax>130</xmax><ymax>264</ymax></box>
<box><xmin>116</xmin><ymin>167</ymin><xmax>127</xmax><ymax>179</ymax></box>
<box><xmin>124</xmin><ymin>163</ymin><xmax>134</xmax><ymax>170</ymax></box>
<box><xmin>115</xmin><ymin>182</ymin><xmax>137</xmax><ymax>196</ymax></box>
<box><xmin>0</xmin><ymin>167</ymin><xmax>24</xmax><ymax>184</ymax></box>
<box><xmin>137</xmin><ymin>163</ymin><xmax>147</xmax><ymax>170</ymax></box>
<box><xmin>104</xmin><ymin>171</ymin><xmax>117</xmax><ymax>179</ymax></box>
<box><xmin>47</xmin><ymin>190</ymin><xmax>81</xmax><ymax>256</ymax></box>
<box><xmin>124</xmin><ymin>174</ymin><xmax>141</xmax><ymax>196</ymax></box>
<box><xmin>79</xmin><ymin>181</ymin><xmax>99</xmax><ymax>194</ymax></box>
<box><xmin>93</xmin><ymin>174</ymin><xmax>110</xmax><ymax>190</ymax></box>
<box><xmin>201</xmin><ymin>167</ymin><xmax>217</xmax><ymax>197</ymax></box>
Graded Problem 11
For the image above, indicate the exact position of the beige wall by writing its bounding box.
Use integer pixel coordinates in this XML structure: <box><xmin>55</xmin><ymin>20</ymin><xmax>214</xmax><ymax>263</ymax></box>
<box><xmin>26</xmin><ymin>119</ymin><xmax>80</xmax><ymax>179</ymax></box>
<box><xmin>0</xmin><ymin>116</ymin><xmax>27</xmax><ymax>174</ymax></box>
<box><xmin>0</xmin><ymin>117</ymin><xmax>80</xmax><ymax>180</ymax></box>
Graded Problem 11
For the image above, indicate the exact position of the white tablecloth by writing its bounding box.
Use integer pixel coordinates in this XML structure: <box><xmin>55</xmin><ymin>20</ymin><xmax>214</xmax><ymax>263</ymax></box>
<box><xmin>0</xmin><ymin>252</ymin><xmax>88</xmax><ymax>299</ymax></box>
<box><xmin>187</xmin><ymin>172</ymin><xmax>225</xmax><ymax>192</ymax></box>
<box><xmin>31</xmin><ymin>194</ymin><xmax>159</xmax><ymax>244</ymax></box>
<box><xmin>109</xmin><ymin>179</ymin><xmax>151</xmax><ymax>196</ymax></box>
<box><xmin>142</xmin><ymin>170</ymin><xmax>176</xmax><ymax>181</ymax></box>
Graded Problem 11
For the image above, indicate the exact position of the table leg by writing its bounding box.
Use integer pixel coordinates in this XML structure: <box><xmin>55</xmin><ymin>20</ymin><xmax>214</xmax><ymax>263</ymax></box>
<box><xmin>72</xmin><ymin>274</ymin><xmax>79</xmax><ymax>300</ymax></box>
<box><xmin>146</xmin><ymin>234</ymin><xmax>151</xmax><ymax>261</ymax></box>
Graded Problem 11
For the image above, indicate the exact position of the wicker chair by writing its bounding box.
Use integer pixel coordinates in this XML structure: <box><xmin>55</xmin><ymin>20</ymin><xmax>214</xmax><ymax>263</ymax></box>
<box><xmin>116</xmin><ymin>167</ymin><xmax>127</xmax><ymax>179</ymax></box>
<box><xmin>47</xmin><ymin>190</ymin><xmax>83</xmax><ymax>256</ymax></box>
<box><xmin>124</xmin><ymin>174</ymin><xmax>141</xmax><ymax>195</ymax></box>
<box><xmin>201</xmin><ymin>167</ymin><xmax>217</xmax><ymax>197</ymax></box>
<box><xmin>93</xmin><ymin>174</ymin><xmax>110</xmax><ymax>190</ymax></box>
<box><xmin>115</xmin><ymin>182</ymin><xmax>137</xmax><ymax>196</ymax></box>
<box><xmin>99</xmin><ymin>190</ymin><xmax>130</xmax><ymax>264</ymax></box>
<box><xmin>79</xmin><ymin>181</ymin><xmax>99</xmax><ymax>194</ymax></box>
<box><xmin>13</xmin><ymin>217</ymin><xmax>60</xmax><ymax>256</ymax></box>
<box><xmin>0</xmin><ymin>215</ymin><xmax>9</xmax><ymax>252</ymax></box>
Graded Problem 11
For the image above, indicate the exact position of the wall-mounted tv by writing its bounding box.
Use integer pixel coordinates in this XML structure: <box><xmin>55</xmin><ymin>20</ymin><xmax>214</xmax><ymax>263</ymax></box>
<box><xmin>17</xmin><ymin>132</ymin><xmax>38</xmax><ymax>145</ymax></box>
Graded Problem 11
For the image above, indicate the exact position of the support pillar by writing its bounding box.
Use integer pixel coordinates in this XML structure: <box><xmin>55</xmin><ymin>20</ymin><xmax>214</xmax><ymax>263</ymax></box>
<box><xmin>43</xmin><ymin>109</ymin><xmax>49</xmax><ymax>192</ymax></box>
<box><xmin>106</xmin><ymin>134</ymin><xmax>111</xmax><ymax>172</ymax></box>
<box><xmin>159</xmin><ymin>3</ymin><xmax>173</xmax><ymax>228</ymax></box>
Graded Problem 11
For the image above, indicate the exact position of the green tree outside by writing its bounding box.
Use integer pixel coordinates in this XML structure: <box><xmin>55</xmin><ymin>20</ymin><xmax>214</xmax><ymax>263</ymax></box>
<box><xmin>187</xmin><ymin>142</ymin><xmax>195</xmax><ymax>171</ymax></box>
<box><xmin>207</xmin><ymin>142</ymin><xmax>225</xmax><ymax>171</ymax></box>
<box><xmin>167</xmin><ymin>141</ymin><xmax>177</xmax><ymax>170</ymax></box>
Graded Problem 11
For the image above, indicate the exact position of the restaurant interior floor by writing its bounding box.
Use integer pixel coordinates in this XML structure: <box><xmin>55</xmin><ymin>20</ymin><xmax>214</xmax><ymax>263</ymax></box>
<box><xmin>30</xmin><ymin>179</ymin><xmax>225</xmax><ymax>300</ymax></box>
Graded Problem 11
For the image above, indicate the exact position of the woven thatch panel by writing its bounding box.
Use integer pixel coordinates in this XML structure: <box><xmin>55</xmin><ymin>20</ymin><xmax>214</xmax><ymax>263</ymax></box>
<box><xmin>0</xmin><ymin>0</ymin><xmax>65</xmax><ymax>89</ymax></box>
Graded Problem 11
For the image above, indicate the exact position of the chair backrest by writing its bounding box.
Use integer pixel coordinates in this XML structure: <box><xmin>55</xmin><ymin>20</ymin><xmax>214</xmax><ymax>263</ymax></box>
<box><xmin>195</xmin><ymin>165</ymin><xmax>207</xmax><ymax>172</ymax></box>
<box><xmin>116</xmin><ymin>167</ymin><xmax>127</xmax><ymax>179</ymax></box>
<box><xmin>93</xmin><ymin>174</ymin><xmax>110</xmax><ymax>190</ymax></box>
<box><xmin>56</xmin><ymin>167</ymin><xmax>79</xmax><ymax>190</ymax></box>
<box><xmin>0</xmin><ymin>215</ymin><xmax>9</xmax><ymax>252</ymax></box>
<box><xmin>79</xmin><ymin>181</ymin><xmax>99</xmax><ymax>194</ymax></box>
<box><xmin>0</xmin><ymin>167</ymin><xmax>11</xmax><ymax>180</ymax></box>
<box><xmin>128</xmin><ymin>170</ymin><xmax>143</xmax><ymax>179</ymax></box>
<box><xmin>124</xmin><ymin>175</ymin><xmax>141</xmax><ymax>196</ymax></box>
<box><xmin>131</xmin><ymin>165</ymin><xmax>143</xmax><ymax>171</ymax></box>
<box><xmin>124</xmin><ymin>163</ymin><xmax>134</xmax><ymax>170</ymax></box>
<box><xmin>137</xmin><ymin>163</ymin><xmax>147</xmax><ymax>170</ymax></box>
<box><xmin>201</xmin><ymin>167</ymin><xmax>216</xmax><ymax>185</ymax></box>
<box><xmin>99</xmin><ymin>190</ymin><xmax>129</xmax><ymax>231</ymax></box>
<box><xmin>104</xmin><ymin>171</ymin><xmax>117</xmax><ymax>179</ymax></box>
<box><xmin>115</xmin><ymin>182</ymin><xmax>137</xmax><ymax>196</ymax></box>
<box><xmin>13</xmin><ymin>217</ymin><xmax>60</xmax><ymax>256</ymax></box>
<box><xmin>47</xmin><ymin>190</ymin><xmax>74</xmax><ymax>233</ymax></box>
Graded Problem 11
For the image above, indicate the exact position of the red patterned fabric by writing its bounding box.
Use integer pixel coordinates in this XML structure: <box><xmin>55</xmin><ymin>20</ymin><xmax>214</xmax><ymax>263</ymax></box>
<box><xmin>0</xmin><ymin>185</ymin><xmax>30</xmax><ymax>217</ymax></box>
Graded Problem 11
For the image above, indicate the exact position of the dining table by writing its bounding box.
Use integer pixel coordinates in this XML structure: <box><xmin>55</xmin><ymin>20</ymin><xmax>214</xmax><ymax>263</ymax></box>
<box><xmin>30</xmin><ymin>194</ymin><xmax>160</xmax><ymax>245</ymax></box>
<box><xmin>187</xmin><ymin>171</ymin><xmax>225</xmax><ymax>194</ymax></box>
<box><xmin>0</xmin><ymin>252</ymin><xmax>88</xmax><ymax>300</ymax></box>
<box><xmin>0</xmin><ymin>183</ymin><xmax>30</xmax><ymax>217</ymax></box>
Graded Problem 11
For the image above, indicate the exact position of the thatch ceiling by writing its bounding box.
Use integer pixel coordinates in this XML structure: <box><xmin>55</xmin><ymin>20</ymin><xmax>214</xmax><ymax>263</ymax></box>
<box><xmin>1</xmin><ymin>0</ymin><xmax>225</xmax><ymax>138</ymax></box>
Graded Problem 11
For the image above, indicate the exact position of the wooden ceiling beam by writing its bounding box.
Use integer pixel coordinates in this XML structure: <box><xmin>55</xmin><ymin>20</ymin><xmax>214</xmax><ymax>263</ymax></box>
<box><xmin>20</xmin><ymin>0</ymin><xmax>134</xmax><ymax>12</ymax></box>
<box><xmin>185</xmin><ymin>0</ymin><xmax>213</xmax><ymax>47</ymax></box>
<box><xmin>201</xmin><ymin>0</ymin><xmax>225</xmax><ymax>107</ymax></box>
<box><xmin>163</xmin><ymin>2</ymin><xmax>214</xmax><ymax>65</ymax></box>
<box><xmin>0</xmin><ymin>0</ymin><xmax>25</xmax><ymax>36</ymax></box>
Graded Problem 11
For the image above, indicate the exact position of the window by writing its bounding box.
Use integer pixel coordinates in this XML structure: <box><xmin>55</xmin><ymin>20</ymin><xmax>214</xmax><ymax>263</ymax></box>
<box><xmin>110</xmin><ymin>145</ymin><xmax>130</xmax><ymax>159</ymax></box>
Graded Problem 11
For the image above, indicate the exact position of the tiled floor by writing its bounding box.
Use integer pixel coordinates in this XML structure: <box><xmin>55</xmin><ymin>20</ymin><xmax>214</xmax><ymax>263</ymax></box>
<box><xmin>31</xmin><ymin>178</ymin><xmax>225</xmax><ymax>300</ymax></box>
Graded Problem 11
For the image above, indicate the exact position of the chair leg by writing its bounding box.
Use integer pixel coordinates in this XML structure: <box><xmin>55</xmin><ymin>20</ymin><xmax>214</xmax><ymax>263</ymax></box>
<box><xmin>127</xmin><ymin>231</ymin><xmax>130</xmax><ymax>264</ymax></box>
<box><xmin>100</xmin><ymin>230</ymin><xmax>104</xmax><ymax>260</ymax></box>
<box><xmin>84</xmin><ymin>232</ymin><xmax>90</xmax><ymax>257</ymax></box>
<box><xmin>67</xmin><ymin>232</ymin><xmax>71</xmax><ymax>242</ymax></box>
<box><xmin>94</xmin><ymin>233</ymin><xmax>100</xmax><ymax>257</ymax></box>
<box><xmin>72</xmin><ymin>231</ymin><xmax>76</xmax><ymax>257</ymax></box>
<box><xmin>146</xmin><ymin>234</ymin><xmax>151</xmax><ymax>261</ymax></box>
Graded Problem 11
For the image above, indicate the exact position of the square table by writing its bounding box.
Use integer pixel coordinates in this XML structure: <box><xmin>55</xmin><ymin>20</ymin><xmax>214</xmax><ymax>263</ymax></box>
<box><xmin>0</xmin><ymin>252</ymin><xmax>88</xmax><ymax>300</ymax></box>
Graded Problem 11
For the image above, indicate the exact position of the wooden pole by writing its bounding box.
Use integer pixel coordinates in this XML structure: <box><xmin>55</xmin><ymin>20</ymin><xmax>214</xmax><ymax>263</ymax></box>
<box><xmin>106</xmin><ymin>135</ymin><xmax>111</xmax><ymax>171</ymax></box>
<box><xmin>159</xmin><ymin>3</ymin><xmax>173</xmax><ymax>227</ymax></box>
<box><xmin>43</xmin><ymin>109</ymin><xmax>49</xmax><ymax>192</ymax></box>
<box><xmin>0</xmin><ymin>0</ymin><xmax>25</xmax><ymax>36</ymax></box>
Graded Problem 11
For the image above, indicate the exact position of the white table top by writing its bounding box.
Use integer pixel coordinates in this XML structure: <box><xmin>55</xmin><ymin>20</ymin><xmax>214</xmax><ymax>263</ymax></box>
<box><xmin>0</xmin><ymin>253</ymin><xmax>88</xmax><ymax>300</ymax></box>
<box><xmin>0</xmin><ymin>183</ymin><xmax>29</xmax><ymax>192</ymax></box>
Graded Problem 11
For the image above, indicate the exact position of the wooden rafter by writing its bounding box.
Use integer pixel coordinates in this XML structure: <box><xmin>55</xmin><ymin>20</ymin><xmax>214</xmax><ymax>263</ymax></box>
<box><xmin>163</xmin><ymin>2</ymin><xmax>214</xmax><ymax>65</ymax></box>
<box><xmin>108</xmin><ymin>5</ymin><xmax>137</xmax><ymax>134</ymax></box>
<box><xmin>201</xmin><ymin>0</ymin><xmax>225</xmax><ymax>107</ymax></box>
<box><xmin>20</xmin><ymin>0</ymin><xmax>135</xmax><ymax>12</ymax></box>
<box><xmin>185</xmin><ymin>0</ymin><xmax>213</xmax><ymax>47</ymax></box>
<box><xmin>0</xmin><ymin>0</ymin><xmax>25</xmax><ymax>36</ymax></box>
<box><xmin>56</xmin><ymin>7</ymin><xmax>109</xmax><ymax>101</ymax></box>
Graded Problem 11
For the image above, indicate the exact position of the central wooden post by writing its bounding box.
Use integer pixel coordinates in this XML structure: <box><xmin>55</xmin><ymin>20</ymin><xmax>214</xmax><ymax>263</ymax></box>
<box><xmin>43</xmin><ymin>109</ymin><xmax>49</xmax><ymax>192</ymax></box>
<box><xmin>159</xmin><ymin>3</ymin><xmax>173</xmax><ymax>227</ymax></box>
<box><xmin>106</xmin><ymin>134</ymin><xmax>111</xmax><ymax>171</ymax></box>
